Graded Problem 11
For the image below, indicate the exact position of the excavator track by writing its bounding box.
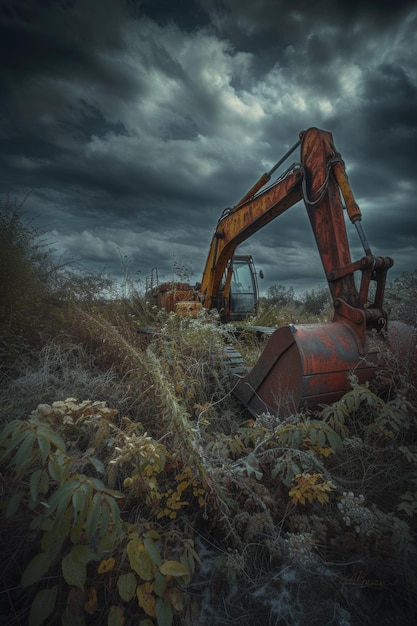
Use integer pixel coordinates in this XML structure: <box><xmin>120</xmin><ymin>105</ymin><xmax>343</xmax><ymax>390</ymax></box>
<box><xmin>223</xmin><ymin>345</ymin><xmax>249</xmax><ymax>375</ymax></box>
<box><xmin>138</xmin><ymin>325</ymin><xmax>252</xmax><ymax>376</ymax></box>
<box><xmin>224</xmin><ymin>325</ymin><xmax>276</xmax><ymax>375</ymax></box>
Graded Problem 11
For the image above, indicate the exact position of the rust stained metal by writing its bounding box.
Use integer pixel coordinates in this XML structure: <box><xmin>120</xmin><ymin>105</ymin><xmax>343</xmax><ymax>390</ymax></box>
<box><xmin>233</xmin><ymin>321</ymin><xmax>416</xmax><ymax>418</ymax></box>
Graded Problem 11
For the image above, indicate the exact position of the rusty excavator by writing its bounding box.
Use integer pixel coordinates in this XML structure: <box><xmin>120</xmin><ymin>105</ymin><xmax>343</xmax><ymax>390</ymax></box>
<box><xmin>149</xmin><ymin>127</ymin><xmax>416</xmax><ymax>417</ymax></box>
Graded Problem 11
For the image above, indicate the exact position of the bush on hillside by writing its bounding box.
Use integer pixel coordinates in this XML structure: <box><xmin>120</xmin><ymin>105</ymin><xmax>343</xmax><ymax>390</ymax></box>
<box><xmin>385</xmin><ymin>266</ymin><xmax>417</xmax><ymax>325</ymax></box>
<box><xmin>0</xmin><ymin>199</ymin><xmax>59</xmax><ymax>363</ymax></box>
<box><xmin>0</xmin><ymin>199</ymin><xmax>119</xmax><ymax>371</ymax></box>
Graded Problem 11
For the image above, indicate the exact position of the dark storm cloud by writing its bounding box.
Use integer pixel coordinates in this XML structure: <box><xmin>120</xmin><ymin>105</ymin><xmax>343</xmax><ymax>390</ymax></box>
<box><xmin>0</xmin><ymin>0</ymin><xmax>139</xmax><ymax>128</ymax></box>
<box><xmin>197</xmin><ymin>0</ymin><xmax>416</xmax><ymax>35</ymax></box>
<box><xmin>0</xmin><ymin>0</ymin><xmax>416</xmax><ymax>293</ymax></box>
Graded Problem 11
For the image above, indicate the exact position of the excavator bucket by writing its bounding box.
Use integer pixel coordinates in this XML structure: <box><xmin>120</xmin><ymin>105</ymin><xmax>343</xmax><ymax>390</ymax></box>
<box><xmin>233</xmin><ymin>320</ymin><xmax>416</xmax><ymax>418</ymax></box>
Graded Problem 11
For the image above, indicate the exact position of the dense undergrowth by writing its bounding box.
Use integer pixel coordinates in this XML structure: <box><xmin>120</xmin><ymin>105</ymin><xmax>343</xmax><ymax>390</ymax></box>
<box><xmin>1</xmin><ymin>199</ymin><xmax>417</xmax><ymax>625</ymax></box>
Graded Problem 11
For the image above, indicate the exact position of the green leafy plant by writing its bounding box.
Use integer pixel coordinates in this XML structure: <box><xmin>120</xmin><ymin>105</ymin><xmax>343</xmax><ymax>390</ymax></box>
<box><xmin>0</xmin><ymin>415</ymin><xmax>123</xmax><ymax>625</ymax></box>
<box><xmin>0</xmin><ymin>399</ymin><xmax>205</xmax><ymax>626</ymax></box>
<box><xmin>398</xmin><ymin>486</ymin><xmax>417</xmax><ymax>519</ymax></box>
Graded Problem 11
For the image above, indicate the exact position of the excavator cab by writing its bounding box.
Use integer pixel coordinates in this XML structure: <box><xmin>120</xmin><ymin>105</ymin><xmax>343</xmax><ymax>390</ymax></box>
<box><xmin>223</xmin><ymin>255</ymin><xmax>259</xmax><ymax>321</ymax></box>
<box><xmin>152</xmin><ymin>254</ymin><xmax>259</xmax><ymax>320</ymax></box>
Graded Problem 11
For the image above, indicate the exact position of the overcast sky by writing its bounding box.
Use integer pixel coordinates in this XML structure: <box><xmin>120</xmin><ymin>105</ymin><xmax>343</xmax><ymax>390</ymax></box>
<box><xmin>1</xmin><ymin>0</ymin><xmax>416</xmax><ymax>296</ymax></box>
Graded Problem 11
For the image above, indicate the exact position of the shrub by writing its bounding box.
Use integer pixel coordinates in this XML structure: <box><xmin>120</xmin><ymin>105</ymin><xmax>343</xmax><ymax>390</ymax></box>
<box><xmin>0</xmin><ymin>400</ymin><xmax>205</xmax><ymax>626</ymax></box>
<box><xmin>385</xmin><ymin>266</ymin><xmax>417</xmax><ymax>326</ymax></box>
<box><xmin>0</xmin><ymin>199</ymin><xmax>59</xmax><ymax>363</ymax></box>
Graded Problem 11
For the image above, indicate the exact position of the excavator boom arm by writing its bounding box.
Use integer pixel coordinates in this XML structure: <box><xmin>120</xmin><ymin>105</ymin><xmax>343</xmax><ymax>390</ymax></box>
<box><xmin>200</xmin><ymin>167</ymin><xmax>303</xmax><ymax>308</ymax></box>
<box><xmin>200</xmin><ymin>127</ymin><xmax>392</xmax><ymax>329</ymax></box>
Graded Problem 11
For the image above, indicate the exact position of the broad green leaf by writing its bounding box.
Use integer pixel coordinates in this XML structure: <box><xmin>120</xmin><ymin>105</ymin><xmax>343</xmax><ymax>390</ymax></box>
<box><xmin>71</xmin><ymin>544</ymin><xmax>95</xmax><ymax>564</ymax></box>
<box><xmin>271</xmin><ymin>461</ymin><xmax>281</xmax><ymax>480</ymax></box>
<box><xmin>309</xmin><ymin>427</ymin><xmax>317</xmax><ymax>445</ymax></box>
<box><xmin>21</xmin><ymin>552</ymin><xmax>51</xmax><ymax>587</ymax></box>
<box><xmin>0</xmin><ymin>427</ymin><xmax>28</xmax><ymax>464</ymax></box>
<box><xmin>85</xmin><ymin>492</ymin><xmax>103</xmax><ymax>543</ymax></box>
<box><xmin>5</xmin><ymin>490</ymin><xmax>24</xmax><ymax>518</ymax></box>
<box><xmin>31</xmin><ymin>516</ymin><xmax>53</xmax><ymax>532</ymax></box>
<box><xmin>0</xmin><ymin>420</ymin><xmax>21</xmax><ymax>448</ymax></box>
<box><xmin>155</xmin><ymin>597</ymin><xmax>173</xmax><ymax>626</ymax></box>
<box><xmin>97</xmin><ymin>534</ymin><xmax>117</xmax><ymax>555</ymax></box>
<box><xmin>92</xmin><ymin>477</ymin><xmax>107</xmax><ymax>491</ymax></box>
<box><xmin>62</xmin><ymin>547</ymin><xmax>87</xmax><ymax>589</ymax></box>
<box><xmin>103</xmin><ymin>494</ymin><xmax>121</xmax><ymax>526</ymax></box>
<box><xmin>101</xmin><ymin>485</ymin><xmax>124</xmax><ymax>498</ymax></box>
<box><xmin>30</xmin><ymin>468</ymin><xmax>43</xmax><ymax>504</ymax></box>
<box><xmin>99</xmin><ymin>499</ymin><xmax>110</xmax><ymax>539</ymax></box>
<box><xmin>38</xmin><ymin>468</ymin><xmax>49</xmax><ymax>495</ymax></box>
<box><xmin>20</xmin><ymin>451</ymin><xmax>41</xmax><ymax>478</ymax></box>
<box><xmin>107</xmin><ymin>605</ymin><xmax>125</xmax><ymax>626</ymax></box>
<box><xmin>326</xmin><ymin>429</ymin><xmax>342</xmax><ymax>453</ymax></box>
<box><xmin>61</xmin><ymin>605</ymin><xmax>86</xmax><ymax>626</ymax></box>
<box><xmin>180</xmin><ymin>553</ymin><xmax>193</xmax><ymax>584</ymax></box>
<box><xmin>41</xmin><ymin>508</ymin><xmax>71</xmax><ymax>558</ymax></box>
<box><xmin>117</xmin><ymin>572</ymin><xmax>137</xmax><ymax>602</ymax></box>
<box><xmin>293</xmin><ymin>428</ymin><xmax>302</xmax><ymax>447</ymax></box>
<box><xmin>47</xmin><ymin>478</ymin><xmax>80</xmax><ymax>512</ymax></box>
<box><xmin>37</xmin><ymin>434</ymin><xmax>51</xmax><ymax>466</ymax></box>
<box><xmin>127</xmin><ymin>537</ymin><xmax>153</xmax><ymax>581</ymax></box>
<box><xmin>152</xmin><ymin>571</ymin><xmax>166</xmax><ymax>598</ymax></box>
<box><xmin>70</xmin><ymin>487</ymin><xmax>89</xmax><ymax>544</ymax></box>
<box><xmin>291</xmin><ymin>462</ymin><xmax>301</xmax><ymax>475</ymax></box>
<box><xmin>47</xmin><ymin>456</ymin><xmax>63</xmax><ymax>483</ymax></box>
<box><xmin>54</xmin><ymin>493</ymin><xmax>74</xmax><ymax>531</ymax></box>
<box><xmin>80</xmin><ymin>478</ymin><xmax>94</xmax><ymax>499</ymax></box>
<box><xmin>29</xmin><ymin>586</ymin><xmax>58</xmax><ymax>626</ymax></box>
<box><xmin>14</xmin><ymin>432</ymin><xmax>36</xmax><ymax>476</ymax></box>
<box><xmin>143</xmin><ymin>535</ymin><xmax>162</xmax><ymax>567</ymax></box>
<box><xmin>36</xmin><ymin>425</ymin><xmax>66</xmax><ymax>452</ymax></box>
<box><xmin>89</xmin><ymin>456</ymin><xmax>104</xmax><ymax>475</ymax></box>
<box><xmin>159</xmin><ymin>560</ymin><xmax>189</xmax><ymax>578</ymax></box>
<box><xmin>47</xmin><ymin>479</ymin><xmax>80</xmax><ymax>531</ymax></box>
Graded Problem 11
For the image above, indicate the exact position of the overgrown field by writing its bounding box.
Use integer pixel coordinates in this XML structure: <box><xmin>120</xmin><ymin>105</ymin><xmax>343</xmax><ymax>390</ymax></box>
<box><xmin>1</xmin><ymin>199</ymin><xmax>417</xmax><ymax>625</ymax></box>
